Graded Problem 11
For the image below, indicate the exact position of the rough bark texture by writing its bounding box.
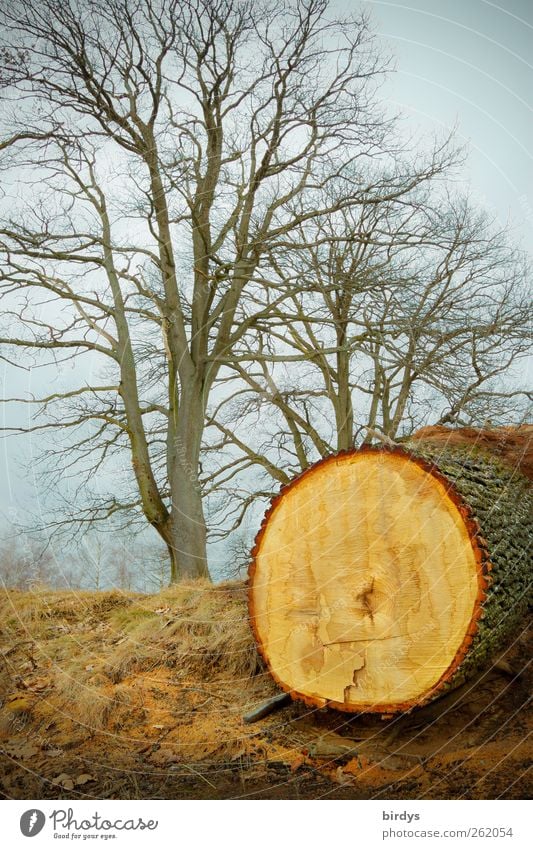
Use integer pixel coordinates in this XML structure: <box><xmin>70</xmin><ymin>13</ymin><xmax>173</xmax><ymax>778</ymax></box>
<box><xmin>249</xmin><ymin>443</ymin><xmax>532</xmax><ymax>714</ymax></box>
<box><xmin>410</xmin><ymin>424</ymin><xmax>533</xmax><ymax>481</ymax></box>
<box><xmin>408</xmin><ymin>441</ymin><xmax>532</xmax><ymax>694</ymax></box>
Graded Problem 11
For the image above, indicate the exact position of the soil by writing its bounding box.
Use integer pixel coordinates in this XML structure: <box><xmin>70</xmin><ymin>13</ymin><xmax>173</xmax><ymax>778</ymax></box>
<box><xmin>0</xmin><ymin>585</ymin><xmax>531</xmax><ymax>800</ymax></box>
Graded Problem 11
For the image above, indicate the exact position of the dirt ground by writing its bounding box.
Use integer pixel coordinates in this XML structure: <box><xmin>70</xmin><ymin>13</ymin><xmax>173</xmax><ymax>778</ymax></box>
<box><xmin>0</xmin><ymin>583</ymin><xmax>531</xmax><ymax>800</ymax></box>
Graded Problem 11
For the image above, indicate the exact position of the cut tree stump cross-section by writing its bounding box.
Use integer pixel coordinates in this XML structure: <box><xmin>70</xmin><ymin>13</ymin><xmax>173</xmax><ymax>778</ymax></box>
<box><xmin>248</xmin><ymin>445</ymin><xmax>532</xmax><ymax>714</ymax></box>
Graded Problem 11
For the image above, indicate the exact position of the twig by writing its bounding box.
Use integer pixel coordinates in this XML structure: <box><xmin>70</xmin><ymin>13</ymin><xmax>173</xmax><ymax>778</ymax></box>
<box><xmin>364</xmin><ymin>427</ymin><xmax>401</xmax><ymax>448</ymax></box>
<box><xmin>243</xmin><ymin>692</ymin><xmax>292</xmax><ymax>723</ymax></box>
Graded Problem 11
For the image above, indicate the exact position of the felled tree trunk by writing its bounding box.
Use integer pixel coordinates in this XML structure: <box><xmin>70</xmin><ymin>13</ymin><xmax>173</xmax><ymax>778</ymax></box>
<box><xmin>248</xmin><ymin>445</ymin><xmax>532</xmax><ymax>714</ymax></box>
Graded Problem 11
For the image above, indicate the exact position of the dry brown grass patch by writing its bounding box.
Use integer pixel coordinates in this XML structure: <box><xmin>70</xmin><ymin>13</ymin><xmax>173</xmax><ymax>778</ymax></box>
<box><xmin>104</xmin><ymin>580</ymin><xmax>259</xmax><ymax>683</ymax></box>
<box><xmin>0</xmin><ymin>579</ymin><xmax>260</xmax><ymax>740</ymax></box>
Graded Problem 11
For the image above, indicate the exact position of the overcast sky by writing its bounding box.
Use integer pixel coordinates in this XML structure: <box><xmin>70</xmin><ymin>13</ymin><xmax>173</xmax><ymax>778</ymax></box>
<box><xmin>1</xmin><ymin>0</ymin><xmax>531</xmax><ymax>541</ymax></box>
<box><xmin>361</xmin><ymin>0</ymin><xmax>532</xmax><ymax>248</ymax></box>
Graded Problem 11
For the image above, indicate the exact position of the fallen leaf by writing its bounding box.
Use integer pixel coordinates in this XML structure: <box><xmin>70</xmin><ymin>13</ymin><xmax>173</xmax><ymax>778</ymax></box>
<box><xmin>344</xmin><ymin>754</ymin><xmax>372</xmax><ymax>774</ymax></box>
<box><xmin>150</xmin><ymin>747</ymin><xmax>179</xmax><ymax>766</ymax></box>
<box><xmin>2</xmin><ymin>741</ymin><xmax>39</xmax><ymax>760</ymax></box>
<box><xmin>290</xmin><ymin>753</ymin><xmax>306</xmax><ymax>773</ymax></box>
<box><xmin>75</xmin><ymin>774</ymin><xmax>95</xmax><ymax>786</ymax></box>
<box><xmin>29</xmin><ymin>677</ymin><xmax>51</xmax><ymax>692</ymax></box>
<box><xmin>335</xmin><ymin>766</ymin><xmax>355</xmax><ymax>786</ymax></box>
<box><xmin>6</xmin><ymin>697</ymin><xmax>33</xmax><ymax>715</ymax></box>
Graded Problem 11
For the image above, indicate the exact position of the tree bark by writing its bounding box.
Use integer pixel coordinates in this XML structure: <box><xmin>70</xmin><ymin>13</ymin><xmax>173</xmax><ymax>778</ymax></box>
<box><xmin>165</xmin><ymin>382</ymin><xmax>210</xmax><ymax>581</ymax></box>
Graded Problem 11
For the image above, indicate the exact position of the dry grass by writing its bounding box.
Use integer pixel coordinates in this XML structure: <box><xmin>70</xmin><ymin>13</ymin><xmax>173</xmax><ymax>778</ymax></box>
<box><xmin>1</xmin><ymin>579</ymin><xmax>531</xmax><ymax>799</ymax></box>
<box><xmin>104</xmin><ymin>580</ymin><xmax>259</xmax><ymax>684</ymax></box>
<box><xmin>0</xmin><ymin>579</ymin><xmax>261</xmax><ymax>740</ymax></box>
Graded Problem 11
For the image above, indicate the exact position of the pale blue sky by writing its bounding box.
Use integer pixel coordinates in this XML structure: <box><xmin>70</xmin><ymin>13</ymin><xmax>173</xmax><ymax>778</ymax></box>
<box><xmin>358</xmin><ymin>0</ymin><xmax>533</xmax><ymax>248</ymax></box>
<box><xmin>1</xmin><ymin>0</ymin><xmax>531</xmax><ymax>536</ymax></box>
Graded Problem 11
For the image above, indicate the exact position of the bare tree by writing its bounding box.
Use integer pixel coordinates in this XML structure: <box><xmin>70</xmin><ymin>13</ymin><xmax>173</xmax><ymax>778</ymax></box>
<box><xmin>0</xmin><ymin>533</ymin><xmax>59</xmax><ymax>588</ymax></box>
<box><xmin>78</xmin><ymin>533</ymin><xmax>135</xmax><ymax>591</ymax></box>
<box><xmin>204</xmin><ymin>186</ymin><xmax>531</xmax><ymax>536</ymax></box>
<box><xmin>0</xmin><ymin>0</ymin><xmax>423</xmax><ymax>581</ymax></box>
<box><xmin>77</xmin><ymin>532</ymin><xmax>110</xmax><ymax>591</ymax></box>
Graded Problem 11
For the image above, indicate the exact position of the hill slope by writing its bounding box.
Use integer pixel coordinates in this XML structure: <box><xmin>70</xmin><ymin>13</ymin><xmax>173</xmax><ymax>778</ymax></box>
<box><xmin>0</xmin><ymin>582</ymin><xmax>531</xmax><ymax>799</ymax></box>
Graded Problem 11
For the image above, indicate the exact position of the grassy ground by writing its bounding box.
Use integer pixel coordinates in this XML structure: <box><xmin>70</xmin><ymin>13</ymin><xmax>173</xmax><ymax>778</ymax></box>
<box><xmin>0</xmin><ymin>582</ymin><xmax>531</xmax><ymax>799</ymax></box>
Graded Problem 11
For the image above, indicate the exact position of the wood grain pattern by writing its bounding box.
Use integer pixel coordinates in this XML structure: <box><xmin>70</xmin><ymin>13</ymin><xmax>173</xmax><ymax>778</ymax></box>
<box><xmin>249</xmin><ymin>447</ymin><xmax>491</xmax><ymax>713</ymax></box>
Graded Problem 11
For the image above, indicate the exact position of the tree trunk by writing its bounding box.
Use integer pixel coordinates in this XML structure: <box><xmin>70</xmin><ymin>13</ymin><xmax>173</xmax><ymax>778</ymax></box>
<box><xmin>165</xmin><ymin>479</ymin><xmax>209</xmax><ymax>582</ymax></box>
<box><xmin>248</xmin><ymin>444</ymin><xmax>532</xmax><ymax>713</ymax></box>
<box><xmin>165</xmin><ymin>387</ymin><xmax>210</xmax><ymax>582</ymax></box>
